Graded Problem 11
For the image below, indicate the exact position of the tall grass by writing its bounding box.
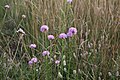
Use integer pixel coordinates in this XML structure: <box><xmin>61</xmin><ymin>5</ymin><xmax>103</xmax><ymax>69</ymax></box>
<box><xmin>0</xmin><ymin>0</ymin><xmax>120</xmax><ymax>79</ymax></box>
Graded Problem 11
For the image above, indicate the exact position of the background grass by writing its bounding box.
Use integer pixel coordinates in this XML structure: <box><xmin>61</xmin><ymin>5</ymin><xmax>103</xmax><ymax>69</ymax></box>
<box><xmin>0</xmin><ymin>0</ymin><xmax>120</xmax><ymax>80</ymax></box>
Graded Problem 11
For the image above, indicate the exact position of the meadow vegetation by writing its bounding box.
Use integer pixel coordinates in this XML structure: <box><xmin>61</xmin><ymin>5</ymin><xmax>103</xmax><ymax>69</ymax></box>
<box><xmin>0</xmin><ymin>0</ymin><xmax>120</xmax><ymax>80</ymax></box>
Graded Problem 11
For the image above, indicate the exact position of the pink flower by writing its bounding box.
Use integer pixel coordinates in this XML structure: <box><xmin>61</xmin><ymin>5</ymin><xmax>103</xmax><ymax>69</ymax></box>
<box><xmin>29</xmin><ymin>44</ymin><xmax>36</xmax><ymax>49</ymax></box>
<box><xmin>28</xmin><ymin>60</ymin><xmax>33</xmax><ymax>65</ymax></box>
<box><xmin>28</xmin><ymin>57</ymin><xmax>37</xmax><ymax>65</ymax></box>
<box><xmin>67</xmin><ymin>0</ymin><xmax>72</xmax><ymax>3</ymax></box>
<box><xmin>48</xmin><ymin>35</ymin><xmax>55</xmax><ymax>40</ymax></box>
<box><xmin>42</xmin><ymin>51</ymin><xmax>50</xmax><ymax>56</ymax></box>
<box><xmin>67</xmin><ymin>32</ymin><xmax>73</xmax><ymax>37</ymax></box>
<box><xmin>59</xmin><ymin>33</ymin><xmax>67</xmax><ymax>39</ymax></box>
<box><xmin>40</xmin><ymin>25</ymin><xmax>49</xmax><ymax>32</ymax></box>
<box><xmin>31</xmin><ymin>58</ymin><xmax>38</xmax><ymax>63</ymax></box>
<box><xmin>68</xmin><ymin>27</ymin><xmax>77</xmax><ymax>35</ymax></box>
<box><xmin>55</xmin><ymin>60</ymin><xmax>60</xmax><ymax>64</ymax></box>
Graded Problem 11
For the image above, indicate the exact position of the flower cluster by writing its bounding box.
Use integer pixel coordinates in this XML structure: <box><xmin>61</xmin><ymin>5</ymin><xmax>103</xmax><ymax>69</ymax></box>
<box><xmin>27</xmin><ymin>25</ymin><xmax>77</xmax><ymax>66</ymax></box>
<box><xmin>40</xmin><ymin>25</ymin><xmax>77</xmax><ymax>39</ymax></box>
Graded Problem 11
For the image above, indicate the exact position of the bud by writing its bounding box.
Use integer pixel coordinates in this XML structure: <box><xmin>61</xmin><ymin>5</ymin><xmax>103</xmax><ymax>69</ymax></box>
<box><xmin>116</xmin><ymin>71</ymin><xmax>119</xmax><ymax>77</ymax></box>
<box><xmin>98</xmin><ymin>77</ymin><xmax>101</xmax><ymax>80</ymax></box>
<box><xmin>36</xmin><ymin>69</ymin><xmax>38</xmax><ymax>72</ymax></box>
<box><xmin>108</xmin><ymin>72</ymin><xmax>112</xmax><ymax>76</ymax></box>
<box><xmin>64</xmin><ymin>68</ymin><xmax>67</xmax><ymax>72</ymax></box>
<box><xmin>73</xmin><ymin>53</ymin><xmax>77</xmax><ymax>59</ymax></box>
<box><xmin>62</xmin><ymin>55</ymin><xmax>66</xmax><ymax>60</ymax></box>
<box><xmin>58</xmin><ymin>72</ymin><xmax>63</xmax><ymax>78</ymax></box>
<box><xmin>63</xmin><ymin>60</ymin><xmax>66</xmax><ymax>66</ymax></box>
<box><xmin>53</xmin><ymin>55</ymin><xmax>57</xmax><ymax>59</ymax></box>
<box><xmin>73</xmin><ymin>70</ymin><xmax>77</xmax><ymax>74</ymax></box>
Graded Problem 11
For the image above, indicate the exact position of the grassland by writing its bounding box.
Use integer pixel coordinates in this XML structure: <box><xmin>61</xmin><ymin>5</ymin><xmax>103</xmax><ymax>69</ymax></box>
<box><xmin>0</xmin><ymin>0</ymin><xmax>120</xmax><ymax>80</ymax></box>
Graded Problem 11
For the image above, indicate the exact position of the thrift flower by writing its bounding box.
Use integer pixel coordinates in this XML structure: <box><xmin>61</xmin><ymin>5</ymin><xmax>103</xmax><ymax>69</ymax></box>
<box><xmin>29</xmin><ymin>44</ymin><xmax>36</xmax><ymax>49</ymax></box>
<box><xmin>68</xmin><ymin>27</ymin><xmax>77</xmax><ymax>35</ymax></box>
<box><xmin>59</xmin><ymin>33</ymin><xmax>67</xmax><ymax>39</ymax></box>
<box><xmin>67</xmin><ymin>0</ymin><xmax>72</xmax><ymax>3</ymax></box>
<box><xmin>55</xmin><ymin>60</ymin><xmax>60</xmax><ymax>64</ymax></box>
<box><xmin>40</xmin><ymin>25</ymin><xmax>49</xmax><ymax>32</ymax></box>
<box><xmin>31</xmin><ymin>57</ymin><xmax>38</xmax><ymax>63</ymax></box>
<box><xmin>28</xmin><ymin>60</ymin><xmax>33</xmax><ymax>65</ymax></box>
<box><xmin>67</xmin><ymin>32</ymin><xmax>73</xmax><ymax>37</ymax></box>
<box><xmin>5</xmin><ymin>5</ymin><xmax>10</xmax><ymax>9</ymax></box>
<box><xmin>48</xmin><ymin>35</ymin><xmax>55</xmax><ymax>40</ymax></box>
<box><xmin>42</xmin><ymin>51</ymin><xmax>50</xmax><ymax>56</ymax></box>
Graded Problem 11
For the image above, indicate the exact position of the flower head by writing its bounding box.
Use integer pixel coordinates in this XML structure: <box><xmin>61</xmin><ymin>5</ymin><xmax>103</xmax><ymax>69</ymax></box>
<box><xmin>28</xmin><ymin>57</ymin><xmax>37</xmax><ymax>65</ymax></box>
<box><xmin>40</xmin><ymin>25</ymin><xmax>49</xmax><ymax>32</ymax></box>
<box><xmin>28</xmin><ymin>60</ymin><xmax>33</xmax><ymax>65</ymax></box>
<box><xmin>29</xmin><ymin>44</ymin><xmax>36</xmax><ymax>49</ymax></box>
<box><xmin>48</xmin><ymin>35</ymin><xmax>55</xmax><ymax>40</ymax></box>
<box><xmin>67</xmin><ymin>0</ymin><xmax>72</xmax><ymax>3</ymax></box>
<box><xmin>67</xmin><ymin>32</ymin><xmax>73</xmax><ymax>37</ymax></box>
<box><xmin>42</xmin><ymin>51</ymin><xmax>50</xmax><ymax>56</ymax></box>
<box><xmin>31</xmin><ymin>57</ymin><xmax>38</xmax><ymax>63</ymax></box>
<box><xmin>68</xmin><ymin>27</ymin><xmax>77</xmax><ymax>35</ymax></box>
<box><xmin>59</xmin><ymin>33</ymin><xmax>67</xmax><ymax>39</ymax></box>
<box><xmin>55</xmin><ymin>60</ymin><xmax>60</xmax><ymax>64</ymax></box>
<box><xmin>5</xmin><ymin>5</ymin><xmax>10</xmax><ymax>9</ymax></box>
